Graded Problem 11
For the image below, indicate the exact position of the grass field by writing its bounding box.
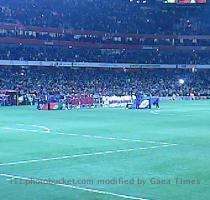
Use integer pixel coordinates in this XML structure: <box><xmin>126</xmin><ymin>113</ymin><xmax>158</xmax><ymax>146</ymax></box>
<box><xmin>0</xmin><ymin>100</ymin><xmax>210</xmax><ymax>200</ymax></box>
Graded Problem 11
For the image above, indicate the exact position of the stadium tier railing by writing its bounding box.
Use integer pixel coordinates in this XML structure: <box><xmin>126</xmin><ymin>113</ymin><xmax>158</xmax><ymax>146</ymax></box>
<box><xmin>1</xmin><ymin>60</ymin><xmax>210</xmax><ymax>69</ymax></box>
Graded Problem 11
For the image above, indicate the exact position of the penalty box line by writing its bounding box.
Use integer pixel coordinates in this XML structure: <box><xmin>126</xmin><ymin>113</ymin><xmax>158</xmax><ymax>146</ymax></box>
<box><xmin>56</xmin><ymin>131</ymin><xmax>171</xmax><ymax>145</ymax></box>
<box><xmin>2</xmin><ymin>125</ymin><xmax>174</xmax><ymax>146</ymax></box>
<box><xmin>0</xmin><ymin>144</ymin><xmax>177</xmax><ymax>167</ymax></box>
<box><xmin>0</xmin><ymin>173</ymin><xmax>150</xmax><ymax>200</ymax></box>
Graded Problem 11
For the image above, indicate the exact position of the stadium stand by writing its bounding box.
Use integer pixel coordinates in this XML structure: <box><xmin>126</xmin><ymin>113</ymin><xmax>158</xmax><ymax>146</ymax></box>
<box><xmin>0</xmin><ymin>0</ymin><xmax>210</xmax><ymax>100</ymax></box>
<box><xmin>0</xmin><ymin>1</ymin><xmax>210</xmax><ymax>64</ymax></box>
<box><xmin>0</xmin><ymin>66</ymin><xmax>209</xmax><ymax>97</ymax></box>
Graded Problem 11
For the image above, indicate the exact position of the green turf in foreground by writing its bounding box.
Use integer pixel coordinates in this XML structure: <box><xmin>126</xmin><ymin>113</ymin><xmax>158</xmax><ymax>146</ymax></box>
<box><xmin>0</xmin><ymin>100</ymin><xmax>210</xmax><ymax>200</ymax></box>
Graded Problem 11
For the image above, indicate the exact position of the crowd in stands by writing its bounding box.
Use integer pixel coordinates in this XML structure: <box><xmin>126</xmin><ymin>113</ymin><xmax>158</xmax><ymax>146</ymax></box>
<box><xmin>0</xmin><ymin>45</ymin><xmax>209</xmax><ymax>64</ymax></box>
<box><xmin>0</xmin><ymin>1</ymin><xmax>209</xmax><ymax>65</ymax></box>
<box><xmin>0</xmin><ymin>66</ymin><xmax>209</xmax><ymax>98</ymax></box>
<box><xmin>0</xmin><ymin>0</ymin><xmax>210</xmax><ymax>35</ymax></box>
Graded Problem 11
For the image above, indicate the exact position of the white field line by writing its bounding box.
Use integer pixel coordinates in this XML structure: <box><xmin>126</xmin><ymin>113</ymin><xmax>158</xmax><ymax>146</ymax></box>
<box><xmin>0</xmin><ymin>144</ymin><xmax>177</xmax><ymax>167</ymax></box>
<box><xmin>0</xmin><ymin>173</ymin><xmax>149</xmax><ymax>200</ymax></box>
<box><xmin>16</xmin><ymin>124</ymin><xmax>51</xmax><ymax>133</ymax></box>
<box><xmin>150</xmin><ymin>111</ymin><xmax>195</xmax><ymax>117</ymax></box>
<box><xmin>2</xmin><ymin>126</ymin><xmax>173</xmax><ymax>145</ymax></box>
<box><xmin>150</xmin><ymin>111</ymin><xmax>159</xmax><ymax>115</ymax></box>
<box><xmin>31</xmin><ymin>125</ymin><xmax>50</xmax><ymax>133</ymax></box>
<box><xmin>56</xmin><ymin>132</ymin><xmax>172</xmax><ymax>145</ymax></box>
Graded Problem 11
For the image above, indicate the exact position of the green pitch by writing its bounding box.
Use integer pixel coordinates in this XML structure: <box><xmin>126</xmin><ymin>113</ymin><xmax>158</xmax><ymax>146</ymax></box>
<box><xmin>0</xmin><ymin>100</ymin><xmax>210</xmax><ymax>200</ymax></box>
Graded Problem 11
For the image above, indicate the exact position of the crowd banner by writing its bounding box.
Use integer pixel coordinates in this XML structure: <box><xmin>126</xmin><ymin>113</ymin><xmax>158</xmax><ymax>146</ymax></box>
<box><xmin>127</xmin><ymin>97</ymin><xmax>159</xmax><ymax>109</ymax></box>
<box><xmin>37</xmin><ymin>102</ymin><xmax>63</xmax><ymax>110</ymax></box>
<box><xmin>0</xmin><ymin>60</ymin><xmax>177</xmax><ymax>68</ymax></box>
<box><xmin>102</xmin><ymin>95</ymin><xmax>133</xmax><ymax>107</ymax></box>
<box><xmin>1</xmin><ymin>60</ymin><xmax>210</xmax><ymax>69</ymax></box>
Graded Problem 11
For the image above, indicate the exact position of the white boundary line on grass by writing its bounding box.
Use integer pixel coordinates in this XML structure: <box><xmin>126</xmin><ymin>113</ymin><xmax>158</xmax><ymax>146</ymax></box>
<box><xmin>0</xmin><ymin>173</ymin><xmax>149</xmax><ymax>200</ymax></box>
<box><xmin>16</xmin><ymin>124</ymin><xmax>51</xmax><ymax>133</ymax></box>
<box><xmin>0</xmin><ymin>144</ymin><xmax>177</xmax><ymax>167</ymax></box>
<box><xmin>0</xmin><ymin>124</ymin><xmax>178</xmax><ymax>200</ymax></box>
<box><xmin>2</xmin><ymin>125</ymin><xmax>172</xmax><ymax>145</ymax></box>
<box><xmin>149</xmin><ymin>110</ymin><xmax>196</xmax><ymax>117</ymax></box>
<box><xmin>150</xmin><ymin>110</ymin><xmax>159</xmax><ymax>115</ymax></box>
<box><xmin>56</xmin><ymin>131</ymin><xmax>171</xmax><ymax>145</ymax></box>
<box><xmin>31</xmin><ymin>125</ymin><xmax>50</xmax><ymax>133</ymax></box>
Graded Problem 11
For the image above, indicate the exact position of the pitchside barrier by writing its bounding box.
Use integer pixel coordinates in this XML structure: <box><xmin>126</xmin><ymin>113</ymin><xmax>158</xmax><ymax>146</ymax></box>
<box><xmin>159</xmin><ymin>96</ymin><xmax>209</xmax><ymax>101</ymax></box>
<box><xmin>37</xmin><ymin>102</ymin><xmax>64</xmax><ymax>110</ymax></box>
<box><xmin>0</xmin><ymin>93</ymin><xmax>209</xmax><ymax>108</ymax></box>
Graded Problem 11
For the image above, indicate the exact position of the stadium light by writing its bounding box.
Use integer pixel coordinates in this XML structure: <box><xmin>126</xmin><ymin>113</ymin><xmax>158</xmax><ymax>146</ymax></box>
<box><xmin>179</xmin><ymin>79</ymin><xmax>185</xmax><ymax>85</ymax></box>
